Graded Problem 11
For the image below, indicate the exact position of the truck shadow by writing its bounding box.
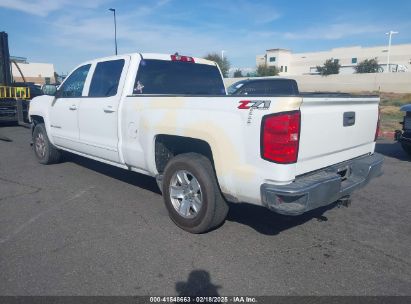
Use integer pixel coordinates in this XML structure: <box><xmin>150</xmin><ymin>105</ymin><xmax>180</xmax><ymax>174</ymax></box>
<box><xmin>64</xmin><ymin>153</ymin><xmax>336</xmax><ymax>235</ymax></box>
<box><xmin>226</xmin><ymin>202</ymin><xmax>337</xmax><ymax>235</ymax></box>
<box><xmin>64</xmin><ymin>153</ymin><xmax>162</xmax><ymax>195</ymax></box>
<box><xmin>375</xmin><ymin>140</ymin><xmax>410</xmax><ymax>161</ymax></box>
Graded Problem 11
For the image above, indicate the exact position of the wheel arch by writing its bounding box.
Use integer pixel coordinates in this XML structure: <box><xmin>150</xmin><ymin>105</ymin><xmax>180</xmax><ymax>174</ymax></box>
<box><xmin>30</xmin><ymin>115</ymin><xmax>45</xmax><ymax>134</ymax></box>
<box><xmin>154</xmin><ymin>134</ymin><xmax>215</xmax><ymax>174</ymax></box>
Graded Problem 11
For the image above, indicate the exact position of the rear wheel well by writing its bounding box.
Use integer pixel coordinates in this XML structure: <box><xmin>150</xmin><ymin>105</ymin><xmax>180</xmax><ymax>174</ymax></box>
<box><xmin>155</xmin><ymin>135</ymin><xmax>214</xmax><ymax>174</ymax></box>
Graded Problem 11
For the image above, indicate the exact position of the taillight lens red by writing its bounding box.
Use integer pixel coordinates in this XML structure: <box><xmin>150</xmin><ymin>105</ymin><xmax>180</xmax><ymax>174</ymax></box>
<box><xmin>170</xmin><ymin>55</ymin><xmax>195</xmax><ymax>63</ymax></box>
<box><xmin>375</xmin><ymin>107</ymin><xmax>381</xmax><ymax>141</ymax></box>
<box><xmin>261</xmin><ymin>111</ymin><xmax>301</xmax><ymax>163</ymax></box>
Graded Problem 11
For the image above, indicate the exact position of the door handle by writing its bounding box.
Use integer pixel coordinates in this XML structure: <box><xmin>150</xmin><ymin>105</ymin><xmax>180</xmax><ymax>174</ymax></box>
<box><xmin>103</xmin><ymin>106</ymin><xmax>116</xmax><ymax>113</ymax></box>
<box><xmin>69</xmin><ymin>105</ymin><xmax>77</xmax><ymax>110</ymax></box>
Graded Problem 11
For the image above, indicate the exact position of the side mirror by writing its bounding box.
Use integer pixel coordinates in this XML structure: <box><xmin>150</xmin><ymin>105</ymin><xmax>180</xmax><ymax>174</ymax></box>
<box><xmin>42</xmin><ymin>84</ymin><xmax>57</xmax><ymax>96</ymax></box>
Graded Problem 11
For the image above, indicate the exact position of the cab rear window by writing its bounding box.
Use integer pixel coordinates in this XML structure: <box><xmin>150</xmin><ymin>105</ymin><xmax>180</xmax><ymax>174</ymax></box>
<box><xmin>133</xmin><ymin>59</ymin><xmax>226</xmax><ymax>95</ymax></box>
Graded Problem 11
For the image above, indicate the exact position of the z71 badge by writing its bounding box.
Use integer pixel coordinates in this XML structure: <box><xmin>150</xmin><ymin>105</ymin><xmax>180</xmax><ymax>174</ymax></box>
<box><xmin>238</xmin><ymin>100</ymin><xmax>271</xmax><ymax>110</ymax></box>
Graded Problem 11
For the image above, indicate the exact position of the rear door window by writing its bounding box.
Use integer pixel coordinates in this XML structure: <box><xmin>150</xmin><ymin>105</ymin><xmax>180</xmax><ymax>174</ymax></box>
<box><xmin>89</xmin><ymin>59</ymin><xmax>125</xmax><ymax>97</ymax></box>
<box><xmin>133</xmin><ymin>59</ymin><xmax>225</xmax><ymax>95</ymax></box>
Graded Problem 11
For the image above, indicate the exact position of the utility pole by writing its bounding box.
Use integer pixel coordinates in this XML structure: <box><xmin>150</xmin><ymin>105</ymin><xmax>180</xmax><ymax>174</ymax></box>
<box><xmin>385</xmin><ymin>30</ymin><xmax>398</xmax><ymax>73</ymax></box>
<box><xmin>109</xmin><ymin>8</ymin><xmax>118</xmax><ymax>55</ymax></box>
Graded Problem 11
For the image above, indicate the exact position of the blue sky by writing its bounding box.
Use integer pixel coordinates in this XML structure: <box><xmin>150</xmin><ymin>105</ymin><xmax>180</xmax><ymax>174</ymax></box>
<box><xmin>1</xmin><ymin>0</ymin><xmax>411</xmax><ymax>74</ymax></box>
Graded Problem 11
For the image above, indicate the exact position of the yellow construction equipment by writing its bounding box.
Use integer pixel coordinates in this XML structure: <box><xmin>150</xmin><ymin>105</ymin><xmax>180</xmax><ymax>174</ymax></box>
<box><xmin>0</xmin><ymin>85</ymin><xmax>31</xmax><ymax>99</ymax></box>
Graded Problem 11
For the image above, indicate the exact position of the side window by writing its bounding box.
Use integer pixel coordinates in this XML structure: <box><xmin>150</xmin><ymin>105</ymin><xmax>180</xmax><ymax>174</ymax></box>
<box><xmin>58</xmin><ymin>64</ymin><xmax>91</xmax><ymax>98</ymax></box>
<box><xmin>88</xmin><ymin>59</ymin><xmax>125</xmax><ymax>97</ymax></box>
<box><xmin>265</xmin><ymin>80</ymin><xmax>296</xmax><ymax>95</ymax></box>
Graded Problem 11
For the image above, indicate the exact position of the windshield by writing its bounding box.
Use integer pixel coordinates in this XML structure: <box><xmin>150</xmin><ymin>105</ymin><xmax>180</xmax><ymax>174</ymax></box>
<box><xmin>133</xmin><ymin>59</ymin><xmax>226</xmax><ymax>95</ymax></box>
<box><xmin>227</xmin><ymin>80</ymin><xmax>246</xmax><ymax>94</ymax></box>
<box><xmin>230</xmin><ymin>79</ymin><xmax>299</xmax><ymax>96</ymax></box>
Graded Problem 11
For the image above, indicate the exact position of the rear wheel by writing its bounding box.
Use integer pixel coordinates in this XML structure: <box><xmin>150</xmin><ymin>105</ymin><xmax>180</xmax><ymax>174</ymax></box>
<box><xmin>162</xmin><ymin>153</ymin><xmax>229</xmax><ymax>233</ymax></box>
<box><xmin>33</xmin><ymin>123</ymin><xmax>62</xmax><ymax>164</ymax></box>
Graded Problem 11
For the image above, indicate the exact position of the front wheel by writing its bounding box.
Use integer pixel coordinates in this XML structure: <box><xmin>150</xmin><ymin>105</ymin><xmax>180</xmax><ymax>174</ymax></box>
<box><xmin>33</xmin><ymin>123</ymin><xmax>62</xmax><ymax>164</ymax></box>
<box><xmin>162</xmin><ymin>153</ymin><xmax>229</xmax><ymax>233</ymax></box>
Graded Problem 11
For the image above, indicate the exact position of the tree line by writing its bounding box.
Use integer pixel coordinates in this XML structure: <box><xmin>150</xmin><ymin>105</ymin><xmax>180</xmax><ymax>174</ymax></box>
<box><xmin>203</xmin><ymin>53</ymin><xmax>279</xmax><ymax>78</ymax></box>
<box><xmin>315</xmin><ymin>58</ymin><xmax>380</xmax><ymax>76</ymax></box>
<box><xmin>203</xmin><ymin>53</ymin><xmax>382</xmax><ymax>78</ymax></box>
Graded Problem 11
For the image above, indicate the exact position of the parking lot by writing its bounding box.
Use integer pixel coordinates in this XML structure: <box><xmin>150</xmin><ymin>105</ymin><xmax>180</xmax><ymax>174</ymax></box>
<box><xmin>0</xmin><ymin>124</ymin><xmax>410</xmax><ymax>296</ymax></box>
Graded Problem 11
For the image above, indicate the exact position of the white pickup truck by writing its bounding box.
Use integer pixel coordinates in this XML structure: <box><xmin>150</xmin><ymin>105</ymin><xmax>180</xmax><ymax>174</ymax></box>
<box><xmin>29</xmin><ymin>53</ymin><xmax>383</xmax><ymax>233</ymax></box>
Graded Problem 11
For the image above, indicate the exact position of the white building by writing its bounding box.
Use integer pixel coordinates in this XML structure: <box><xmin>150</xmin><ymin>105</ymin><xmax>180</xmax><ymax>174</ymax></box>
<box><xmin>10</xmin><ymin>56</ymin><xmax>56</xmax><ymax>85</ymax></box>
<box><xmin>256</xmin><ymin>44</ymin><xmax>411</xmax><ymax>76</ymax></box>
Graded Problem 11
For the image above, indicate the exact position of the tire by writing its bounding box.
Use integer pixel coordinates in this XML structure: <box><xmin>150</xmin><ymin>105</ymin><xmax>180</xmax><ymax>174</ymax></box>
<box><xmin>32</xmin><ymin>123</ymin><xmax>62</xmax><ymax>164</ymax></box>
<box><xmin>401</xmin><ymin>142</ymin><xmax>411</xmax><ymax>156</ymax></box>
<box><xmin>162</xmin><ymin>153</ymin><xmax>229</xmax><ymax>233</ymax></box>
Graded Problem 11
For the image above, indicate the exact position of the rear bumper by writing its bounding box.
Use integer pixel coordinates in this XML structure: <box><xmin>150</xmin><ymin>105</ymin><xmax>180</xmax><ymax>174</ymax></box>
<box><xmin>261</xmin><ymin>153</ymin><xmax>384</xmax><ymax>216</ymax></box>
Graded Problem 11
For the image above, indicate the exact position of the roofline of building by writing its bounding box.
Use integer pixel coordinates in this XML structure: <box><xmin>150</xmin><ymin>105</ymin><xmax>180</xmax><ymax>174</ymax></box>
<box><xmin>265</xmin><ymin>48</ymin><xmax>291</xmax><ymax>52</ymax></box>
<box><xmin>262</xmin><ymin>43</ymin><xmax>411</xmax><ymax>57</ymax></box>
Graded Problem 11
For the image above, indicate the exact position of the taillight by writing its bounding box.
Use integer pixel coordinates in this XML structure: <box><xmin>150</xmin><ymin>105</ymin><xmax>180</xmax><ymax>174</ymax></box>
<box><xmin>261</xmin><ymin>110</ymin><xmax>301</xmax><ymax>164</ymax></box>
<box><xmin>375</xmin><ymin>107</ymin><xmax>381</xmax><ymax>141</ymax></box>
<box><xmin>170</xmin><ymin>54</ymin><xmax>195</xmax><ymax>63</ymax></box>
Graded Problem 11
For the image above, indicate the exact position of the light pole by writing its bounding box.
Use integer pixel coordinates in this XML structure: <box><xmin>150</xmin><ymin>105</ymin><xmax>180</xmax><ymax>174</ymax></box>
<box><xmin>109</xmin><ymin>8</ymin><xmax>117</xmax><ymax>55</ymax></box>
<box><xmin>221</xmin><ymin>50</ymin><xmax>225</xmax><ymax>60</ymax></box>
<box><xmin>385</xmin><ymin>30</ymin><xmax>398</xmax><ymax>73</ymax></box>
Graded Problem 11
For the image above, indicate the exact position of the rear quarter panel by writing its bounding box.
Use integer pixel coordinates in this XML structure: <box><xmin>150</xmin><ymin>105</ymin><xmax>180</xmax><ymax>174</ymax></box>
<box><xmin>121</xmin><ymin>96</ymin><xmax>302</xmax><ymax>204</ymax></box>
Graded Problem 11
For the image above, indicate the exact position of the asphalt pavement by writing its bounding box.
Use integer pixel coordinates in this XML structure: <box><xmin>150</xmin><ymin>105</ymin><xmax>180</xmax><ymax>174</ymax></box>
<box><xmin>0</xmin><ymin>124</ymin><xmax>410</xmax><ymax>296</ymax></box>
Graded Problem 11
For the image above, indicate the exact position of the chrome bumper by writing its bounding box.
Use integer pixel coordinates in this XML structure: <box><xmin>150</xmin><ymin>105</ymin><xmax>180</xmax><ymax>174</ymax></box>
<box><xmin>261</xmin><ymin>153</ymin><xmax>384</xmax><ymax>216</ymax></box>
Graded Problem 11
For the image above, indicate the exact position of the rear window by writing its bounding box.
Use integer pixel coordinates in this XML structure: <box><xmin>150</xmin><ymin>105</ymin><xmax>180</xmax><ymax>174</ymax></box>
<box><xmin>133</xmin><ymin>59</ymin><xmax>225</xmax><ymax>95</ymax></box>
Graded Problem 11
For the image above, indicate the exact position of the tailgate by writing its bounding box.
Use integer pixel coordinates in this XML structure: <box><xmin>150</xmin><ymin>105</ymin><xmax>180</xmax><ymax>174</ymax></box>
<box><xmin>296</xmin><ymin>96</ymin><xmax>380</xmax><ymax>175</ymax></box>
